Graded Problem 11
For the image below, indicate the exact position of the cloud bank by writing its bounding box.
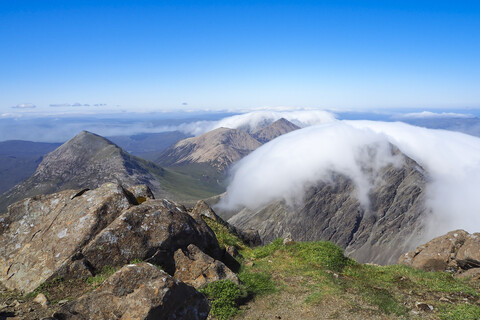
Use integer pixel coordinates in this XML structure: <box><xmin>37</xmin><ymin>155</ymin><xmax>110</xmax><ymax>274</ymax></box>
<box><xmin>176</xmin><ymin>110</ymin><xmax>337</xmax><ymax>136</ymax></box>
<box><xmin>218</xmin><ymin>120</ymin><xmax>480</xmax><ymax>239</ymax></box>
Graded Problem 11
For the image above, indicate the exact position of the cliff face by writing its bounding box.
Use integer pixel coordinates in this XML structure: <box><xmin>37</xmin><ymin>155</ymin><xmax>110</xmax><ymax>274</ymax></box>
<box><xmin>227</xmin><ymin>148</ymin><xmax>430</xmax><ymax>265</ymax></box>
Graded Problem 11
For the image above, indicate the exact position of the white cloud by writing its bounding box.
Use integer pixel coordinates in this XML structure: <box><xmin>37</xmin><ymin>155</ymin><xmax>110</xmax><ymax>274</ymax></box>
<box><xmin>175</xmin><ymin>110</ymin><xmax>337</xmax><ymax>136</ymax></box>
<box><xmin>50</xmin><ymin>103</ymin><xmax>72</xmax><ymax>107</ymax></box>
<box><xmin>396</xmin><ymin>111</ymin><xmax>475</xmax><ymax>119</ymax></box>
<box><xmin>11</xmin><ymin>103</ymin><xmax>36</xmax><ymax>109</ymax></box>
<box><xmin>218</xmin><ymin>120</ymin><xmax>480</xmax><ymax>240</ymax></box>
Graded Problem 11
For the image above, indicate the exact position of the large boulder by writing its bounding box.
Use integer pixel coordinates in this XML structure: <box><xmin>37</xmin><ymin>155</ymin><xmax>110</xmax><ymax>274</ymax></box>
<box><xmin>398</xmin><ymin>230</ymin><xmax>480</xmax><ymax>273</ymax></box>
<box><xmin>174</xmin><ymin>244</ymin><xmax>239</xmax><ymax>288</ymax></box>
<box><xmin>80</xmin><ymin>199</ymin><xmax>223</xmax><ymax>275</ymax></box>
<box><xmin>0</xmin><ymin>183</ymin><xmax>135</xmax><ymax>292</ymax></box>
<box><xmin>53</xmin><ymin>262</ymin><xmax>210</xmax><ymax>320</ymax></box>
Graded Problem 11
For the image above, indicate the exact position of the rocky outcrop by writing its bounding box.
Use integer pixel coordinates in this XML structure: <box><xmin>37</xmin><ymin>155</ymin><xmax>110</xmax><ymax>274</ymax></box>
<box><xmin>252</xmin><ymin>118</ymin><xmax>300</xmax><ymax>143</ymax></box>
<box><xmin>0</xmin><ymin>183</ymin><xmax>224</xmax><ymax>293</ymax></box>
<box><xmin>399</xmin><ymin>230</ymin><xmax>480</xmax><ymax>274</ymax></box>
<box><xmin>0</xmin><ymin>131</ymin><xmax>172</xmax><ymax>212</ymax></box>
<box><xmin>54</xmin><ymin>263</ymin><xmax>210</xmax><ymax>320</ymax></box>
<box><xmin>0</xmin><ymin>183</ymin><xmax>135</xmax><ymax>292</ymax></box>
<box><xmin>80</xmin><ymin>199</ymin><xmax>223</xmax><ymax>275</ymax></box>
<box><xmin>127</xmin><ymin>184</ymin><xmax>155</xmax><ymax>203</ymax></box>
<box><xmin>226</xmin><ymin>148</ymin><xmax>429</xmax><ymax>265</ymax></box>
<box><xmin>174</xmin><ymin>244</ymin><xmax>239</xmax><ymax>288</ymax></box>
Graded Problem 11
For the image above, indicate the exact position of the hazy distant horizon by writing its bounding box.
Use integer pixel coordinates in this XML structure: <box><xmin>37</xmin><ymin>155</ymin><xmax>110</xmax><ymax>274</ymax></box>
<box><xmin>2</xmin><ymin>106</ymin><xmax>480</xmax><ymax>142</ymax></box>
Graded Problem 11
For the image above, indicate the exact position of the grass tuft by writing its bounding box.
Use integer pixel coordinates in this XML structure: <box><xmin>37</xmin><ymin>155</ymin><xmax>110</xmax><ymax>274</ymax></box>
<box><xmin>85</xmin><ymin>265</ymin><xmax>116</xmax><ymax>286</ymax></box>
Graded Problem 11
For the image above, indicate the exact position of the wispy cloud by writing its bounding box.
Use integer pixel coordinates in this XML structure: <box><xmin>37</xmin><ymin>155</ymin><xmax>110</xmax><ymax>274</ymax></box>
<box><xmin>395</xmin><ymin>111</ymin><xmax>475</xmax><ymax>119</ymax></box>
<box><xmin>11</xmin><ymin>103</ymin><xmax>36</xmax><ymax>109</ymax></box>
<box><xmin>50</xmin><ymin>103</ymin><xmax>101</xmax><ymax>107</ymax></box>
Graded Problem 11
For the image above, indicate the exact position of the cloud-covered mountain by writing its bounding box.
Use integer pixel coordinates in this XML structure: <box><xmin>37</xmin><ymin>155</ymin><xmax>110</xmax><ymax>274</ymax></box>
<box><xmin>214</xmin><ymin>119</ymin><xmax>480</xmax><ymax>264</ymax></box>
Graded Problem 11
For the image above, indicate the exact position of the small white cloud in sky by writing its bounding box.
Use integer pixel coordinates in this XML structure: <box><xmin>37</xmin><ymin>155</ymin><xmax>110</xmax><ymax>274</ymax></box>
<box><xmin>11</xmin><ymin>103</ymin><xmax>36</xmax><ymax>109</ymax></box>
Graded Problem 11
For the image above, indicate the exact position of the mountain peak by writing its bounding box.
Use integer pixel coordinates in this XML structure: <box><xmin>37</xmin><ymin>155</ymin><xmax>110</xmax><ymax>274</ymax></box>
<box><xmin>157</xmin><ymin>127</ymin><xmax>262</xmax><ymax>170</ymax></box>
<box><xmin>253</xmin><ymin>118</ymin><xmax>300</xmax><ymax>143</ymax></box>
<box><xmin>0</xmin><ymin>131</ymin><xmax>167</xmax><ymax>212</ymax></box>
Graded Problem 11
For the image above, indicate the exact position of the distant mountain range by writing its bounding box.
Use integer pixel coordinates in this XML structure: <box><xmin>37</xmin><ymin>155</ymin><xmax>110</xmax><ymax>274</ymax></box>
<box><xmin>107</xmin><ymin>131</ymin><xmax>190</xmax><ymax>160</ymax></box>
<box><xmin>0</xmin><ymin>140</ymin><xmax>61</xmax><ymax>194</ymax></box>
<box><xmin>0</xmin><ymin>118</ymin><xmax>300</xmax><ymax>213</ymax></box>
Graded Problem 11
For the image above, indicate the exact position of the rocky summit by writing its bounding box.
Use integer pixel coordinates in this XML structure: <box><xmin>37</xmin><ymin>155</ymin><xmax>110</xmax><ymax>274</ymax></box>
<box><xmin>226</xmin><ymin>146</ymin><xmax>430</xmax><ymax>265</ymax></box>
<box><xmin>0</xmin><ymin>131</ymin><xmax>171</xmax><ymax>213</ymax></box>
<box><xmin>252</xmin><ymin>118</ymin><xmax>300</xmax><ymax>143</ymax></box>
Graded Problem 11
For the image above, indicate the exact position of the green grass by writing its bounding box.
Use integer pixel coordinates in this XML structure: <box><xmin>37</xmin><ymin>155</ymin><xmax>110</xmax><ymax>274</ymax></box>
<box><xmin>230</xmin><ymin>236</ymin><xmax>480</xmax><ymax>319</ymax></box>
<box><xmin>200</xmin><ymin>280</ymin><xmax>247</xmax><ymax>320</ymax></box>
<box><xmin>24</xmin><ymin>277</ymin><xmax>65</xmax><ymax>300</ymax></box>
<box><xmin>439</xmin><ymin>304</ymin><xmax>480</xmax><ymax>320</ymax></box>
<box><xmin>238</xmin><ymin>269</ymin><xmax>277</xmax><ymax>296</ymax></box>
<box><xmin>288</xmin><ymin>241</ymin><xmax>357</xmax><ymax>272</ymax></box>
<box><xmin>200</xmin><ymin>268</ymin><xmax>276</xmax><ymax>320</ymax></box>
<box><xmin>85</xmin><ymin>265</ymin><xmax>117</xmax><ymax>286</ymax></box>
<box><xmin>202</xmin><ymin>217</ymin><xmax>251</xmax><ymax>254</ymax></box>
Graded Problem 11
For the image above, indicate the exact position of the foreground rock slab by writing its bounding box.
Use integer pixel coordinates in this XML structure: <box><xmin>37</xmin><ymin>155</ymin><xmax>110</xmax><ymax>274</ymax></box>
<box><xmin>0</xmin><ymin>183</ymin><xmax>135</xmax><ymax>292</ymax></box>
<box><xmin>53</xmin><ymin>263</ymin><xmax>210</xmax><ymax>320</ymax></box>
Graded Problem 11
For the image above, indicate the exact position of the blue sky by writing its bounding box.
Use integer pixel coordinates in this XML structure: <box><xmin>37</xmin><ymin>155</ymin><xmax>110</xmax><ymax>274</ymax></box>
<box><xmin>1</xmin><ymin>0</ymin><xmax>479</xmax><ymax>114</ymax></box>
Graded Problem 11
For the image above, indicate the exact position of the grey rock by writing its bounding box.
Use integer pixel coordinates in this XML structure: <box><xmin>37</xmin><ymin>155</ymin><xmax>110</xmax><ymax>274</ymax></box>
<box><xmin>174</xmin><ymin>244</ymin><xmax>239</xmax><ymax>288</ymax></box>
<box><xmin>0</xmin><ymin>183</ymin><xmax>134</xmax><ymax>292</ymax></box>
<box><xmin>53</xmin><ymin>262</ymin><xmax>210</xmax><ymax>320</ymax></box>
<box><xmin>399</xmin><ymin>229</ymin><xmax>480</xmax><ymax>273</ymax></box>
